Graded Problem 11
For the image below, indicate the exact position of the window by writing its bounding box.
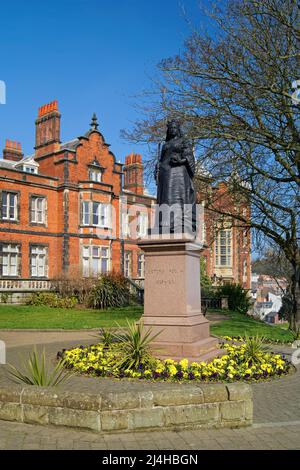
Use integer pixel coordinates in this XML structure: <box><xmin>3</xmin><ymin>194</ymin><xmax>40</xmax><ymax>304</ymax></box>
<box><xmin>137</xmin><ymin>254</ymin><xmax>145</xmax><ymax>278</ymax></box>
<box><xmin>82</xmin><ymin>201</ymin><xmax>90</xmax><ymax>225</ymax></box>
<box><xmin>82</xmin><ymin>201</ymin><xmax>111</xmax><ymax>227</ymax></box>
<box><xmin>1</xmin><ymin>192</ymin><xmax>18</xmax><ymax>221</ymax></box>
<box><xmin>137</xmin><ymin>213</ymin><xmax>148</xmax><ymax>238</ymax></box>
<box><xmin>24</xmin><ymin>166</ymin><xmax>37</xmax><ymax>174</ymax></box>
<box><xmin>124</xmin><ymin>251</ymin><xmax>132</xmax><ymax>278</ymax></box>
<box><xmin>1</xmin><ymin>244</ymin><xmax>20</xmax><ymax>277</ymax></box>
<box><xmin>122</xmin><ymin>213</ymin><xmax>130</xmax><ymax>238</ymax></box>
<box><xmin>242</xmin><ymin>229</ymin><xmax>248</xmax><ymax>248</ymax></box>
<box><xmin>201</xmin><ymin>221</ymin><xmax>206</xmax><ymax>244</ymax></box>
<box><xmin>89</xmin><ymin>169</ymin><xmax>102</xmax><ymax>182</ymax></box>
<box><xmin>30</xmin><ymin>196</ymin><xmax>46</xmax><ymax>224</ymax></box>
<box><xmin>82</xmin><ymin>245</ymin><xmax>110</xmax><ymax>277</ymax></box>
<box><xmin>30</xmin><ymin>246</ymin><xmax>48</xmax><ymax>277</ymax></box>
<box><xmin>243</xmin><ymin>260</ymin><xmax>248</xmax><ymax>278</ymax></box>
<box><xmin>215</xmin><ymin>228</ymin><xmax>232</xmax><ymax>267</ymax></box>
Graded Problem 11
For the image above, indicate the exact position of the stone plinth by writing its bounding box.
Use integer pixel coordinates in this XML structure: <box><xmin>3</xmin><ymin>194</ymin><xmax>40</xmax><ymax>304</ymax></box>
<box><xmin>138</xmin><ymin>237</ymin><xmax>223</xmax><ymax>362</ymax></box>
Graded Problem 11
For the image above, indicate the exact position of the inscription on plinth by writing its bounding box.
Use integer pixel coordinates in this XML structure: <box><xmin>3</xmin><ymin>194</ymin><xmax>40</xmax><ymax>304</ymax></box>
<box><xmin>138</xmin><ymin>238</ymin><xmax>223</xmax><ymax>362</ymax></box>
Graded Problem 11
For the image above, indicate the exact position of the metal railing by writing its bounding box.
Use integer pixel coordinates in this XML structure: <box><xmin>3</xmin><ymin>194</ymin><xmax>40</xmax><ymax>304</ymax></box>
<box><xmin>127</xmin><ymin>278</ymin><xmax>144</xmax><ymax>304</ymax></box>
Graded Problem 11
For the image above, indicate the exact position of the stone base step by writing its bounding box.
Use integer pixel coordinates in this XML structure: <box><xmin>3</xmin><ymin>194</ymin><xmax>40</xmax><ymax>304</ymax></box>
<box><xmin>151</xmin><ymin>336</ymin><xmax>225</xmax><ymax>363</ymax></box>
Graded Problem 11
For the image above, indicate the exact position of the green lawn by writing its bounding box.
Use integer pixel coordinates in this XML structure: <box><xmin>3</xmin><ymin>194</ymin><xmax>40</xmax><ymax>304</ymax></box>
<box><xmin>210</xmin><ymin>309</ymin><xmax>293</xmax><ymax>343</ymax></box>
<box><xmin>0</xmin><ymin>304</ymin><xmax>143</xmax><ymax>329</ymax></box>
<box><xmin>0</xmin><ymin>305</ymin><xmax>294</xmax><ymax>344</ymax></box>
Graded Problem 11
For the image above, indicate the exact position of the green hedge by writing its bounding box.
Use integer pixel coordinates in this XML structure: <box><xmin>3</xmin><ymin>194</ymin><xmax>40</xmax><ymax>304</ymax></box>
<box><xmin>26</xmin><ymin>292</ymin><xmax>77</xmax><ymax>309</ymax></box>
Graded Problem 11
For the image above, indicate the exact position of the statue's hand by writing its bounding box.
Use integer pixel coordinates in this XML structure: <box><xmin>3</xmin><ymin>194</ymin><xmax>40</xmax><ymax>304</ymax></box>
<box><xmin>170</xmin><ymin>156</ymin><xmax>187</xmax><ymax>165</ymax></box>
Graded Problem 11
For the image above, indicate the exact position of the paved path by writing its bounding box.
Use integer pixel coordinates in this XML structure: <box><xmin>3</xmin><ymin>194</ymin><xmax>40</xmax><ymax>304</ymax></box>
<box><xmin>0</xmin><ymin>420</ymin><xmax>299</xmax><ymax>450</ymax></box>
<box><xmin>0</xmin><ymin>330</ymin><xmax>299</xmax><ymax>449</ymax></box>
<box><xmin>0</xmin><ymin>329</ymin><xmax>99</xmax><ymax>348</ymax></box>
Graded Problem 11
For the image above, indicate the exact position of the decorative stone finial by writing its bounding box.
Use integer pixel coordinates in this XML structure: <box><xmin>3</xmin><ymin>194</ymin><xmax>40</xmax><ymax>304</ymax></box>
<box><xmin>90</xmin><ymin>113</ymin><xmax>99</xmax><ymax>130</ymax></box>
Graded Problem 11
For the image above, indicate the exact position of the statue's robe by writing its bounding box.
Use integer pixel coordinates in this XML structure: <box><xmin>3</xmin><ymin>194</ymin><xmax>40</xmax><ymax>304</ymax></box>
<box><xmin>155</xmin><ymin>137</ymin><xmax>197</xmax><ymax>235</ymax></box>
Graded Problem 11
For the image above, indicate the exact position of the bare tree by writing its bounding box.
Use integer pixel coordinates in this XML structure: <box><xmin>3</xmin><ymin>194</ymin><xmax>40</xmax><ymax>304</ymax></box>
<box><xmin>122</xmin><ymin>0</ymin><xmax>300</xmax><ymax>329</ymax></box>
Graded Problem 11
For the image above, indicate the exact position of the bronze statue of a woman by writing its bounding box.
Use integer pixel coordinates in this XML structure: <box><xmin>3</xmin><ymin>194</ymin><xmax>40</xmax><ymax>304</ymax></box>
<box><xmin>154</xmin><ymin>120</ymin><xmax>197</xmax><ymax>235</ymax></box>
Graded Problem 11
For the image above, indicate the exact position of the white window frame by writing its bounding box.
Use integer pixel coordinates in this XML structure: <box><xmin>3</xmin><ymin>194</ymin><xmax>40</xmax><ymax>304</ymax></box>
<box><xmin>82</xmin><ymin>201</ymin><xmax>111</xmax><ymax>228</ymax></box>
<box><xmin>243</xmin><ymin>260</ymin><xmax>248</xmax><ymax>278</ymax></box>
<box><xmin>30</xmin><ymin>245</ymin><xmax>48</xmax><ymax>278</ymax></box>
<box><xmin>1</xmin><ymin>244</ymin><xmax>20</xmax><ymax>277</ymax></box>
<box><xmin>82</xmin><ymin>201</ymin><xmax>90</xmax><ymax>225</ymax></box>
<box><xmin>215</xmin><ymin>228</ymin><xmax>232</xmax><ymax>267</ymax></box>
<box><xmin>137</xmin><ymin>253</ymin><xmax>145</xmax><ymax>278</ymax></box>
<box><xmin>201</xmin><ymin>221</ymin><xmax>206</xmax><ymax>244</ymax></box>
<box><xmin>124</xmin><ymin>251</ymin><xmax>132</xmax><ymax>278</ymax></box>
<box><xmin>89</xmin><ymin>169</ymin><xmax>102</xmax><ymax>182</ymax></box>
<box><xmin>242</xmin><ymin>229</ymin><xmax>248</xmax><ymax>248</ymax></box>
<box><xmin>137</xmin><ymin>213</ymin><xmax>148</xmax><ymax>238</ymax></box>
<box><xmin>2</xmin><ymin>192</ymin><xmax>18</xmax><ymax>221</ymax></box>
<box><xmin>82</xmin><ymin>245</ymin><xmax>110</xmax><ymax>277</ymax></box>
<box><xmin>30</xmin><ymin>196</ymin><xmax>46</xmax><ymax>224</ymax></box>
<box><xmin>25</xmin><ymin>166</ymin><xmax>37</xmax><ymax>174</ymax></box>
<box><xmin>122</xmin><ymin>212</ymin><xmax>130</xmax><ymax>238</ymax></box>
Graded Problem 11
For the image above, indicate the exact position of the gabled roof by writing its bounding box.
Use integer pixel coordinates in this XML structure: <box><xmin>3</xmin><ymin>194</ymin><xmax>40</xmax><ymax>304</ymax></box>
<box><xmin>0</xmin><ymin>154</ymin><xmax>39</xmax><ymax>171</ymax></box>
<box><xmin>15</xmin><ymin>155</ymin><xmax>39</xmax><ymax>167</ymax></box>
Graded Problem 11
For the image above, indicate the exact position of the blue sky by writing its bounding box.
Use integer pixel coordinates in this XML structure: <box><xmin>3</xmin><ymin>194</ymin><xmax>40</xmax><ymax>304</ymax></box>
<box><xmin>0</xmin><ymin>0</ymin><xmax>207</xmax><ymax>162</ymax></box>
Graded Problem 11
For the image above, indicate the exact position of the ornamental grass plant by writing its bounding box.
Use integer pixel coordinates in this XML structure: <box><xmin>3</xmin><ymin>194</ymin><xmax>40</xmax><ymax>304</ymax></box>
<box><xmin>99</xmin><ymin>328</ymin><xmax>114</xmax><ymax>348</ymax></box>
<box><xmin>88</xmin><ymin>272</ymin><xmax>131</xmax><ymax>309</ymax></box>
<box><xmin>243</xmin><ymin>334</ymin><xmax>269</xmax><ymax>364</ymax></box>
<box><xmin>113</xmin><ymin>320</ymin><xmax>162</xmax><ymax>371</ymax></box>
<box><xmin>7</xmin><ymin>347</ymin><xmax>71</xmax><ymax>387</ymax></box>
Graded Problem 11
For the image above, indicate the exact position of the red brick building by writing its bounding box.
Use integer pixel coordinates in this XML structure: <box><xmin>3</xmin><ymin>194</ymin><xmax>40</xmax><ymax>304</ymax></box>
<box><xmin>199</xmin><ymin>182</ymin><xmax>251</xmax><ymax>289</ymax></box>
<box><xmin>0</xmin><ymin>101</ymin><xmax>251</xmax><ymax>294</ymax></box>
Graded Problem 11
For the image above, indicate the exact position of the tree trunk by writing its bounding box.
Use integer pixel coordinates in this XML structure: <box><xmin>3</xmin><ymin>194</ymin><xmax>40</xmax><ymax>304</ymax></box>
<box><xmin>289</xmin><ymin>260</ymin><xmax>300</xmax><ymax>332</ymax></box>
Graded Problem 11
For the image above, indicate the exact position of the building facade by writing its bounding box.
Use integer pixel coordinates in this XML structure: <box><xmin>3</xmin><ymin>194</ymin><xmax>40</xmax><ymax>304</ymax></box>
<box><xmin>0</xmin><ymin>101</ymin><xmax>251</xmax><ymax>294</ymax></box>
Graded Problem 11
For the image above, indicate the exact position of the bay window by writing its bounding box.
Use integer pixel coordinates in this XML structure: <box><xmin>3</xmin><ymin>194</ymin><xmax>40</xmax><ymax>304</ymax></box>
<box><xmin>81</xmin><ymin>201</ymin><xmax>111</xmax><ymax>228</ymax></box>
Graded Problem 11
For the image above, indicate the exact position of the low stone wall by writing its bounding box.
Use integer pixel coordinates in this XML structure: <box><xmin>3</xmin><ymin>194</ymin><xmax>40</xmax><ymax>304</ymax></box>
<box><xmin>0</xmin><ymin>279</ymin><xmax>53</xmax><ymax>304</ymax></box>
<box><xmin>0</xmin><ymin>383</ymin><xmax>253</xmax><ymax>433</ymax></box>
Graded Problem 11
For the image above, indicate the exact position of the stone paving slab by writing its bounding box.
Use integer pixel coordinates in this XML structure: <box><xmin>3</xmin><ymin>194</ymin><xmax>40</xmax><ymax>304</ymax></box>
<box><xmin>0</xmin><ymin>419</ymin><xmax>300</xmax><ymax>449</ymax></box>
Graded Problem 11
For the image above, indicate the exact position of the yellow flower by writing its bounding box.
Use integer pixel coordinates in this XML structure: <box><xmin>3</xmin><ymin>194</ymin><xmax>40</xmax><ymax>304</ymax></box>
<box><xmin>179</xmin><ymin>359</ymin><xmax>189</xmax><ymax>370</ymax></box>
<box><xmin>168</xmin><ymin>365</ymin><xmax>178</xmax><ymax>376</ymax></box>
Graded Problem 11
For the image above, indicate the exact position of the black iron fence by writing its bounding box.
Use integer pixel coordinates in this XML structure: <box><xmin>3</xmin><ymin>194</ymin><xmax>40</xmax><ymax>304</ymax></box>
<box><xmin>201</xmin><ymin>297</ymin><xmax>222</xmax><ymax>311</ymax></box>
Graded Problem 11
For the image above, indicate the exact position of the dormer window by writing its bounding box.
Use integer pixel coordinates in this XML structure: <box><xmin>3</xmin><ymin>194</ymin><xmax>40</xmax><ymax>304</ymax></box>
<box><xmin>14</xmin><ymin>156</ymin><xmax>39</xmax><ymax>175</ymax></box>
<box><xmin>24</xmin><ymin>166</ymin><xmax>37</xmax><ymax>174</ymax></box>
<box><xmin>89</xmin><ymin>169</ymin><xmax>102</xmax><ymax>182</ymax></box>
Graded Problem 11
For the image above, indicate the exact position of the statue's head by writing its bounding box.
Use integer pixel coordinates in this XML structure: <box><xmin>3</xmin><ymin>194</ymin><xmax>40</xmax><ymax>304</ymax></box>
<box><xmin>166</xmin><ymin>119</ymin><xmax>182</xmax><ymax>140</ymax></box>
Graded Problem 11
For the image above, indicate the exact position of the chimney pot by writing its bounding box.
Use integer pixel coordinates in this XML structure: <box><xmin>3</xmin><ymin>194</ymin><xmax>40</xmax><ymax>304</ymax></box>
<box><xmin>3</xmin><ymin>138</ymin><xmax>23</xmax><ymax>162</ymax></box>
<box><xmin>35</xmin><ymin>100</ymin><xmax>61</xmax><ymax>154</ymax></box>
<box><xmin>123</xmin><ymin>153</ymin><xmax>144</xmax><ymax>195</ymax></box>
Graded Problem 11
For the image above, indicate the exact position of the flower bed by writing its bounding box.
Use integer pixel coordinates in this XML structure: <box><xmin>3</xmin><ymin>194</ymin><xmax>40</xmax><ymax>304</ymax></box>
<box><xmin>59</xmin><ymin>341</ymin><xmax>291</xmax><ymax>382</ymax></box>
<box><xmin>221</xmin><ymin>335</ymin><xmax>292</xmax><ymax>345</ymax></box>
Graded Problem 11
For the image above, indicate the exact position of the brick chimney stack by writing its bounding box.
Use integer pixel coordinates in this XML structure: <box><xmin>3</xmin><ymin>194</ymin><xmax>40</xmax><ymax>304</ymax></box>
<box><xmin>35</xmin><ymin>100</ymin><xmax>61</xmax><ymax>157</ymax></box>
<box><xmin>123</xmin><ymin>153</ymin><xmax>144</xmax><ymax>195</ymax></box>
<box><xmin>3</xmin><ymin>140</ymin><xmax>24</xmax><ymax>162</ymax></box>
